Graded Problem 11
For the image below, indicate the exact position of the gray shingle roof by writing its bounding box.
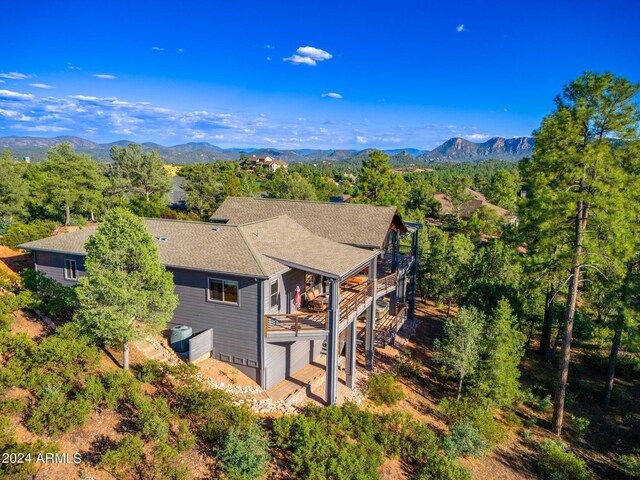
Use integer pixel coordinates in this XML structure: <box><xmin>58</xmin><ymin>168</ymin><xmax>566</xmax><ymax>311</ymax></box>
<box><xmin>212</xmin><ymin>197</ymin><xmax>402</xmax><ymax>248</ymax></box>
<box><xmin>19</xmin><ymin>216</ymin><xmax>378</xmax><ymax>279</ymax></box>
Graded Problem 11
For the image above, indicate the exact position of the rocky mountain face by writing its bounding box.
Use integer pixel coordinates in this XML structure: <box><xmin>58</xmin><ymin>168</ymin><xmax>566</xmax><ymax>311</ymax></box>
<box><xmin>417</xmin><ymin>137</ymin><xmax>534</xmax><ymax>163</ymax></box>
<box><xmin>0</xmin><ymin>135</ymin><xmax>534</xmax><ymax>164</ymax></box>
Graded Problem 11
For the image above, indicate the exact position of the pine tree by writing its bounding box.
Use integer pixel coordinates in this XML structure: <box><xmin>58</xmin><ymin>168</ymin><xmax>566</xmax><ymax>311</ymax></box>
<box><xmin>522</xmin><ymin>72</ymin><xmax>639</xmax><ymax>435</ymax></box>
<box><xmin>434</xmin><ymin>306</ymin><xmax>485</xmax><ymax>400</ymax></box>
<box><xmin>75</xmin><ymin>207</ymin><xmax>178</xmax><ymax>370</ymax></box>
<box><xmin>0</xmin><ymin>150</ymin><xmax>28</xmax><ymax>222</ymax></box>
<box><xmin>27</xmin><ymin>143</ymin><xmax>107</xmax><ymax>225</ymax></box>
<box><xmin>473</xmin><ymin>299</ymin><xmax>526</xmax><ymax>407</ymax></box>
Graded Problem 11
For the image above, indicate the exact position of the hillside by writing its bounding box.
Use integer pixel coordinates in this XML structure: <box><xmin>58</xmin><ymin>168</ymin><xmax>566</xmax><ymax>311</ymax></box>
<box><xmin>0</xmin><ymin>135</ymin><xmax>534</xmax><ymax>164</ymax></box>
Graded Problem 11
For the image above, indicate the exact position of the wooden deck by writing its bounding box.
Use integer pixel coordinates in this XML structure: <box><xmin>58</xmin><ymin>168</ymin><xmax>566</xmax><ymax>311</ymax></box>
<box><xmin>267</xmin><ymin>360</ymin><xmax>327</xmax><ymax>402</ymax></box>
<box><xmin>264</xmin><ymin>273</ymin><xmax>398</xmax><ymax>338</ymax></box>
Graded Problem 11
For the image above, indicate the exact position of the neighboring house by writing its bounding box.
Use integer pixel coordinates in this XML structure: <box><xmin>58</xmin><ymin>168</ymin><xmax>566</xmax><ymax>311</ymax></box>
<box><xmin>244</xmin><ymin>155</ymin><xmax>288</xmax><ymax>172</ymax></box>
<box><xmin>19</xmin><ymin>198</ymin><xmax>420</xmax><ymax>405</ymax></box>
<box><xmin>434</xmin><ymin>188</ymin><xmax>518</xmax><ymax>225</ymax></box>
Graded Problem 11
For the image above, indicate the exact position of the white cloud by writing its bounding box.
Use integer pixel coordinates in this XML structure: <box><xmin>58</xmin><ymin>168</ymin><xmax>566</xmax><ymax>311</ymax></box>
<box><xmin>0</xmin><ymin>72</ymin><xmax>30</xmax><ymax>80</ymax></box>
<box><xmin>283</xmin><ymin>46</ymin><xmax>332</xmax><ymax>66</ymax></box>
<box><xmin>467</xmin><ymin>133</ymin><xmax>490</xmax><ymax>141</ymax></box>
<box><xmin>21</xmin><ymin>125</ymin><xmax>70</xmax><ymax>132</ymax></box>
<box><xmin>93</xmin><ymin>74</ymin><xmax>117</xmax><ymax>80</ymax></box>
<box><xmin>356</xmin><ymin>136</ymin><xmax>367</xmax><ymax>144</ymax></box>
<box><xmin>177</xmin><ymin>48</ymin><xmax>184</xmax><ymax>53</ymax></box>
<box><xmin>29</xmin><ymin>83</ymin><xmax>54</xmax><ymax>89</ymax></box>
<box><xmin>265</xmin><ymin>45</ymin><xmax>275</xmax><ymax>49</ymax></box>
<box><xmin>322</xmin><ymin>92</ymin><xmax>343</xmax><ymax>99</ymax></box>
<box><xmin>151</xmin><ymin>46</ymin><xmax>165</xmax><ymax>51</ymax></box>
<box><xmin>0</xmin><ymin>80</ymin><xmax>4</xmax><ymax>83</ymax></box>
<box><xmin>266</xmin><ymin>56</ymin><xmax>272</xmax><ymax>61</ymax></box>
<box><xmin>66</xmin><ymin>63</ymin><xmax>81</xmax><ymax>70</ymax></box>
<box><xmin>0</xmin><ymin>90</ymin><xmax>34</xmax><ymax>101</ymax></box>
<box><xmin>456</xmin><ymin>24</ymin><xmax>465</xmax><ymax>33</ymax></box>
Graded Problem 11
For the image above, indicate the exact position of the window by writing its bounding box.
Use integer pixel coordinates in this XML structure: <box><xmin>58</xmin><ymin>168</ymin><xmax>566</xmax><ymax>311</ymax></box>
<box><xmin>208</xmin><ymin>278</ymin><xmax>239</xmax><ymax>305</ymax></box>
<box><xmin>64</xmin><ymin>259</ymin><xmax>77</xmax><ymax>281</ymax></box>
<box><xmin>270</xmin><ymin>280</ymin><xmax>279</xmax><ymax>309</ymax></box>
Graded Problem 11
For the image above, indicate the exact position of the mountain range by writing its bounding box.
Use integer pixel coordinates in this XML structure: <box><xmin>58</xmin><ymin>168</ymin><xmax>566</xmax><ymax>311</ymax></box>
<box><xmin>0</xmin><ymin>136</ymin><xmax>534</xmax><ymax>165</ymax></box>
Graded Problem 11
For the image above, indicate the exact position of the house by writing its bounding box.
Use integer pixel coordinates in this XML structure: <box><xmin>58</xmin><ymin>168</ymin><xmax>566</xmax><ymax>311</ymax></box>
<box><xmin>19</xmin><ymin>197</ymin><xmax>420</xmax><ymax>405</ymax></box>
<box><xmin>434</xmin><ymin>188</ymin><xmax>518</xmax><ymax>225</ymax></box>
<box><xmin>244</xmin><ymin>155</ymin><xmax>288</xmax><ymax>172</ymax></box>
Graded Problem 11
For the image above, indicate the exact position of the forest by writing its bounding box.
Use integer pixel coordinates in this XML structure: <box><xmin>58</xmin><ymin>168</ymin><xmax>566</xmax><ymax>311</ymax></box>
<box><xmin>0</xmin><ymin>71</ymin><xmax>638</xmax><ymax>479</ymax></box>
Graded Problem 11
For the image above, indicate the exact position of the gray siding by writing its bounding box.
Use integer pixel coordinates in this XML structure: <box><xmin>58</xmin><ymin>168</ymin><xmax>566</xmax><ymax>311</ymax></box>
<box><xmin>35</xmin><ymin>251</ymin><xmax>86</xmax><ymax>286</ymax></box>
<box><xmin>265</xmin><ymin>268</ymin><xmax>306</xmax><ymax>314</ymax></box>
<box><xmin>33</xmin><ymin>252</ymin><xmax>261</xmax><ymax>383</ymax></box>
<box><xmin>170</xmin><ymin>267</ymin><xmax>260</xmax><ymax>381</ymax></box>
<box><xmin>264</xmin><ymin>339</ymin><xmax>321</xmax><ymax>389</ymax></box>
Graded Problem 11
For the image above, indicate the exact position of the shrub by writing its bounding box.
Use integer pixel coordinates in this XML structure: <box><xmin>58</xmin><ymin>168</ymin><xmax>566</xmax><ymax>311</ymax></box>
<box><xmin>538</xmin><ymin>440</ymin><xmax>592</xmax><ymax>480</ymax></box>
<box><xmin>618</xmin><ymin>454</ymin><xmax>640</xmax><ymax>478</ymax></box>
<box><xmin>504</xmin><ymin>410</ymin><xmax>523</xmax><ymax>427</ymax></box>
<box><xmin>101</xmin><ymin>370</ymin><xmax>141</xmax><ymax>410</ymax></box>
<box><xmin>0</xmin><ymin>397</ymin><xmax>27</xmax><ymax>415</ymax></box>
<box><xmin>100</xmin><ymin>433</ymin><xmax>145</xmax><ymax>478</ymax></box>
<box><xmin>416</xmin><ymin>456</ymin><xmax>472</xmax><ymax>480</ymax></box>
<box><xmin>272</xmin><ymin>404</ymin><xmax>384</xmax><ymax>480</ymax></box>
<box><xmin>366</xmin><ymin>373</ymin><xmax>405</xmax><ymax>406</ymax></box>
<box><xmin>22</xmin><ymin>269</ymin><xmax>78</xmax><ymax>323</ymax></box>
<box><xmin>26</xmin><ymin>386</ymin><xmax>91</xmax><ymax>436</ymax></box>
<box><xmin>81</xmin><ymin>375</ymin><xmax>106</xmax><ymax>407</ymax></box>
<box><xmin>444</xmin><ymin>419</ymin><xmax>492</xmax><ymax>458</ymax></box>
<box><xmin>0</xmin><ymin>437</ymin><xmax>59</xmax><ymax>477</ymax></box>
<box><xmin>535</xmin><ymin>395</ymin><xmax>553</xmax><ymax>412</ymax></box>
<box><xmin>1</xmin><ymin>221</ymin><xmax>57</xmax><ymax>248</ymax></box>
<box><xmin>525</xmin><ymin>416</ymin><xmax>537</xmax><ymax>428</ymax></box>
<box><xmin>216</xmin><ymin>424</ymin><xmax>271</xmax><ymax>480</ymax></box>
<box><xmin>392</xmin><ymin>350</ymin><xmax>422</xmax><ymax>382</ymax></box>
<box><xmin>134</xmin><ymin>360</ymin><xmax>167</xmax><ymax>383</ymax></box>
<box><xmin>174</xmin><ymin>418</ymin><xmax>197</xmax><ymax>452</ymax></box>
<box><xmin>438</xmin><ymin>398</ymin><xmax>506</xmax><ymax>447</ymax></box>
<box><xmin>133</xmin><ymin>396</ymin><xmax>171</xmax><ymax>442</ymax></box>
<box><xmin>571</xmin><ymin>415</ymin><xmax>590</xmax><ymax>439</ymax></box>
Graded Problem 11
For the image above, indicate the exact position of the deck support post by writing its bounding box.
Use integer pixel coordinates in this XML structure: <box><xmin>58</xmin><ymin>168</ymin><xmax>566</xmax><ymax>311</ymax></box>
<box><xmin>345</xmin><ymin>318</ymin><xmax>357</xmax><ymax>388</ymax></box>
<box><xmin>408</xmin><ymin>229</ymin><xmax>419</xmax><ymax>320</ymax></box>
<box><xmin>325</xmin><ymin>278</ymin><xmax>340</xmax><ymax>406</ymax></box>
<box><xmin>365</xmin><ymin>257</ymin><xmax>378</xmax><ymax>371</ymax></box>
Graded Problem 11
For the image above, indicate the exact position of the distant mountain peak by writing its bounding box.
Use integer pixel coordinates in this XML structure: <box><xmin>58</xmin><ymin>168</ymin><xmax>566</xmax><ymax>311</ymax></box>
<box><xmin>418</xmin><ymin>136</ymin><xmax>534</xmax><ymax>163</ymax></box>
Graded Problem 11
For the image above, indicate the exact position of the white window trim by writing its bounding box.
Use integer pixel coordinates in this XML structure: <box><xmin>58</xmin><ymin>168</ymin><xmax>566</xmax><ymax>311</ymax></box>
<box><xmin>270</xmin><ymin>279</ymin><xmax>279</xmax><ymax>311</ymax></box>
<box><xmin>207</xmin><ymin>278</ymin><xmax>240</xmax><ymax>306</ymax></box>
<box><xmin>64</xmin><ymin>259</ymin><xmax>78</xmax><ymax>281</ymax></box>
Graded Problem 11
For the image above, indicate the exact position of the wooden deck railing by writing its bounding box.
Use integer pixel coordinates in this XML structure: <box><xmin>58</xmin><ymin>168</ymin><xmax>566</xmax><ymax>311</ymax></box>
<box><xmin>265</xmin><ymin>272</ymin><xmax>400</xmax><ymax>338</ymax></box>
<box><xmin>339</xmin><ymin>281</ymin><xmax>374</xmax><ymax>324</ymax></box>
<box><xmin>264</xmin><ymin>312</ymin><xmax>328</xmax><ymax>337</ymax></box>
<box><xmin>375</xmin><ymin>302</ymin><xmax>407</xmax><ymax>346</ymax></box>
<box><xmin>376</xmin><ymin>272</ymin><xmax>397</xmax><ymax>296</ymax></box>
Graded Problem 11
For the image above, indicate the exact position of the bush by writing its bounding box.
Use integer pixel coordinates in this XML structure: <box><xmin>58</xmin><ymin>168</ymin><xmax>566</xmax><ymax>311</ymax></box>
<box><xmin>174</xmin><ymin>418</ymin><xmax>197</xmax><ymax>452</ymax></box>
<box><xmin>0</xmin><ymin>397</ymin><xmax>27</xmax><ymax>415</ymax></box>
<box><xmin>438</xmin><ymin>398</ymin><xmax>506</xmax><ymax>447</ymax></box>
<box><xmin>538</xmin><ymin>440</ymin><xmax>592</xmax><ymax>480</ymax></box>
<box><xmin>618</xmin><ymin>454</ymin><xmax>640</xmax><ymax>478</ymax></box>
<box><xmin>1</xmin><ymin>220</ymin><xmax>57</xmax><ymax>248</ymax></box>
<box><xmin>216</xmin><ymin>424</ymin><xmax>271</xmax><ymax>480</ymax></box>
<box><xmin>26</xmin><ymin>386</ymin><xmax>91</xmax><ymax>436</ymax></box>
<box><xmin>22</xmin><ymin>269</ymin><xmax>78</xmax><ymax>323</ymax></box>
<box><xmin>416</xmin><ymin>457</ymin><xmax>472</xmax><ymax>480</ymax></box>
<box><xmin>444</xmin><ymin>419</ymin><xmax>492</xmax><ymax>458</ymax></box>
<box><xmin>571</xmin><ymin>415</ymin><xmax>590</xmax><ymax>439</ymax></box>
<box><xmin>392</xmin><ymin>350</ymin><xmax>422</xmax><ymax>382</ymax></box>
<box><xmin>101</xmin><ymin>370</ymin><xmax>141</xmax><ymax>410</ymax></box>
<box><xmin>366</xmin><ymin>373</ymin><xmax>405</xmax><ymax>406</ymax></box>
<box><xmin>134</xmin><ymin>360</ymin><xmax>167</xmax><ymax>383</ymax></box>
<box><xmin>535</xmin><ymin>395</ymin><xmax>553</xmax><ymax>412</ymax></box>
<box><xmin>100</xmin><ymin>433</ymin><xmax>145</xmax><ymax>478</ymax></box>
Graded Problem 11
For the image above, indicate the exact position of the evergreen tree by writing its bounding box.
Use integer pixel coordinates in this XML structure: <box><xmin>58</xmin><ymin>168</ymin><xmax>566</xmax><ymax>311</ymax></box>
<box><xmin>443</xmin><ymin>176</ymin><xmax>473</xmax><ymax>221</ymax></box>
<box><xmin>485</xmin><ymin>169</ymin><xmax>518</xmax><ymax>211</ymax></box>
<box><xmin>75</xmin><ymin>207</ymin><xmax>178</xmax><ymax>370</ymax></box>
<box><xmin>109</xmin><ymin>143</ymin><xmax>172</xmax><ymax>203</ymax></box>
<box><xmin>473</xmin><ymin>299</ymin><xmax>525</xmax><ymax>407</ymax></box>
<box><xmin>182</xmin><ymin>163</ymin><xmax>221</xmax><ymax>217</ymax></box>
<box><xmin>522</xmin><ymin>72</ymin><xmax>639</xmax><ymax>435</ymax></box>
<box><xmin>0</xmin><ymin>150</ymin><xmax>29</xmax><ymax>222</ymax></box>
<box><xmin>27</xmin><ymin>143</ymin><xmax>107</xmax><ymax>225</ymax></box>
<box><xmin>434</xmin><ymin>306</ymin><xmax>485</xmax><ymax>400</ymax></box>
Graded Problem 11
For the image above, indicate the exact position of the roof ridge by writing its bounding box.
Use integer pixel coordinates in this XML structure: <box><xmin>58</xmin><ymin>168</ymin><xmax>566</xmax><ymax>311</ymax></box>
<box><xmin>236</xmin><ymin>225</ymin><xmax>272</xmax><ymax>277</ymax></box>
<box><xmin>234</xmin><ymin>215</ymin><xmax>290</xmax><ymax>227</ymax></box>
<box><xmin>142</xmin><ymin>217</ymin><xmax>223</xmax><ymax>226</ymax></box>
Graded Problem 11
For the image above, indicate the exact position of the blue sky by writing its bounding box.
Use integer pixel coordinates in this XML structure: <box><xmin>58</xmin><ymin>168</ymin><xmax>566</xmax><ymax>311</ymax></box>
<box><xmin>1</xmin><ymin>0</ymin><xmax>639</xmax><ymax>149</ymax></box>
